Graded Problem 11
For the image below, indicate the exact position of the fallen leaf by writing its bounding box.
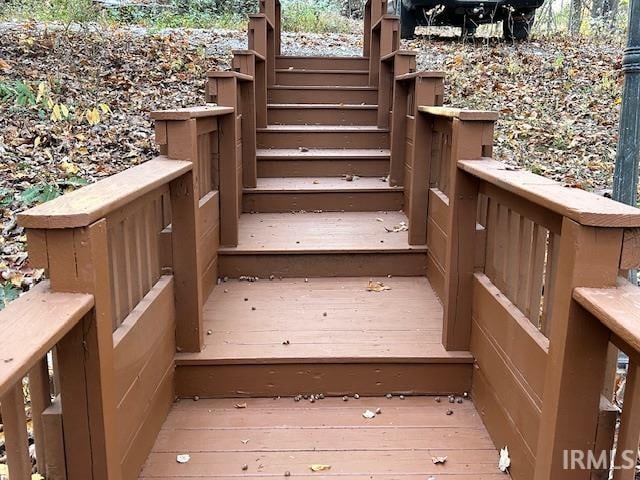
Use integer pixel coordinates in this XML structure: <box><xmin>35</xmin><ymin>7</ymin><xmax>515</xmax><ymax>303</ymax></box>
<box><xmin>384</xmin><ymin>221</ymin><xmax>408</xmax><ymax>233</ymax></box>
<box><xmin>86</xmin><ymin>108</ymin><xmax>101</xmax><ymax>126</ymax></box>
<box><xmin>176</xmin><ymin>454</ymin><xmax>191</xmax><ymax>464</ymax></box>
<box><xmin>310</xmin><ymin>464</ymin><xmax>331</xmax><ymax>472</ymax></box>
<box><xmin>362</xmin><ymin>409</ymin><xmax>376</xmax><ymax>419</ymax></box>
<box><xmin>499</xmin><ymin>446</ymin><xmax>511</xmax><ymax>472</ymax></box>
<box><xmin>432</xmin><ymin>456</ymin><xmax>448</xmax><ymax>464</ymax></box>
<box><xmin>234</xmin><ymin>402</ymin><xmax>247</xmax><ymax>409</ymax></box>
<box><xmin>366</xmin><ymin>280</ymin><xmax>391</xmax><ymax>292</ymax></box>
<box><xmin>0</xmin><ymin>58</ymin><xmax>10</xmax><ymax>71</ymax></box>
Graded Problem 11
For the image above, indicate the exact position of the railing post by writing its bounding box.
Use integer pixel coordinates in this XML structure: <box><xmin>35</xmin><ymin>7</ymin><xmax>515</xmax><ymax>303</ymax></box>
<box><xmin>207</xmin><ymin>74</ymin><xmax>244</xmax><ymax>246</ymax></box>
<box><xmin>0</xmin><ymin>384</ymin><xmax>32</xmax><ymax>479</ymax></box>
<box><xmin>260</xmin><ymin>0</ymin><xmax>281</xmax><ymax>55</ymax></box>
<box><xmin>25</xmin><ymin>221</ymin><xmax>122</xmax><ymax>480</ymax></box>
<box><xmin>441</xmin><ymin>114</ymin><xmax>496</xmax><ymax>350</ymax></box>
<box><xmin>389</xmin><ymin>73</ymin><xmax>444</xmax><ymax>186</ymax></box>
<box><xmin>232</xmin><ymin>53</ymin><xmax>260</xmax><ymax>187</ymax></box>
<box><xmin>234</xmin><ymin>49</ymin><xmax>267</xmax><ymax>129</ymax></box>
<box><xmin>363</xmin><ymin>0</ymin><xmax>372</xmax><ymax>57</ymax></box>
<box><xmin>534</xmin><ymin>220</ymin><xmax>624</xmax><ymax>480</ymax></box>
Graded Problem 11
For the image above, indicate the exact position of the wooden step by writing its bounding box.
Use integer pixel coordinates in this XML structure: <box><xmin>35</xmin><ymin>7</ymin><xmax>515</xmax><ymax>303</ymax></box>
<box><xmin>257</xmin><ymin>125</ymin><xmax>389</xmax><ymax>149</ymax></box>
<box><xmin>276</xmin><ymin>69</ymin><xmax>369</xmax><ymax>86</ymax></box>
<box><xmin>257</xmin><ymin>148</ymin><xmax>390</xmax><ymax>177</ymax></box>
<box><xmin>276</xmin><ymin>55</ymin><xmax>370</xmax><ymax>71</ymax></box>
<box><xmin>140</xmin><ymin>397</ymin><xmax>507</xmax><ymax>479</ymax></box>
<box><xmin>218</xmin><ymin>211</ymin><xmax>426</xmax><ymax>277</ymax></box>
<box><xmin>174</xmin><ymin>277</ymin><xmax>472</xmax><ymax>397</ymax></box>
<box><xmin>243</xmin><ymin>177</ymin><xmax>403</xmax><ymax>213</ymax></box>
<box><xmin>268</xmin><ymin>86</ymin><xmax>378</xmax><ymax>105</ymax></box>
<box><xmin>268</xmin><ymin>103</ymin><xmax>378</xmax><ymax>125</ymax></box>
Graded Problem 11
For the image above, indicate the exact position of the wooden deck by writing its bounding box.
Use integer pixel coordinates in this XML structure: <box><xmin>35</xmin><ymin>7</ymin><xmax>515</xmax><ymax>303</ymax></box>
<box><xmin>174</xmin><ymin>277</ymin><xmax>473</xmax><ymax>397</ymax></box>
<box><xmin>140</xmin><ymin>397</ymin><xmax>509</xmax><ymax>479</ymax></box>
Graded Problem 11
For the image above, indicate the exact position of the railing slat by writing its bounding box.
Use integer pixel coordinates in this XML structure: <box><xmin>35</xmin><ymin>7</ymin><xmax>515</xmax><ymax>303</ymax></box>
<box><xmin>613</xmin><ymin>360</ymin><xmax>640</xmax><ymax>479</ymax></box>
<box><xmin>28</xmin><ymin>358</ymin><xmax>51</xmax><ymax>475</ymax></box>
<box><xmin>0</xmin><ymin>383</ymin><xmax>32</xmax><ymax>480</ymax></box>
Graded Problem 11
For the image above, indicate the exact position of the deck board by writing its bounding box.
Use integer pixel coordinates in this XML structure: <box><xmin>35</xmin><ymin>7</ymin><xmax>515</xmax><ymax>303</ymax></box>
<box><xmin>176</xmin><ymin>277</ymin><xmax>471</xmax><ymax>364</ymax></box>
<box><xmin>140</xmin><ymin>397</ymin><xmax>508</xmax><ymax>478</ymax></box>
<box><xmin>219</xmin><ymin>212</ymin><xmax>425</xmax><ymax>254</ymax></box>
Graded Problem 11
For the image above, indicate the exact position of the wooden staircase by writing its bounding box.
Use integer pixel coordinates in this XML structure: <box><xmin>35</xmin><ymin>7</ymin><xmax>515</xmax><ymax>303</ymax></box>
<box><xmin>175</xmin><ymin>53</ymin><xmax>473</xmax><ymax>398</ymax></box>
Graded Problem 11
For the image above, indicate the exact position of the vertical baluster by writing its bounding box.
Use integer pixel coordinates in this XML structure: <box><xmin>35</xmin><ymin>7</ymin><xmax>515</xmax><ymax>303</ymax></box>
<box><xmin>28</xmin><ymin>358</ymin><xmax>51</xmax><ymax>475</ymax></box>
<box><xmin>0</xmin><ymin>383</ymin><xmax>32</xmax><ymax>480</ymax></box>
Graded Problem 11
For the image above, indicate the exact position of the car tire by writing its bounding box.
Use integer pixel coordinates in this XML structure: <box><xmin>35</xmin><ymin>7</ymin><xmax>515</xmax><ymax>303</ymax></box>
<box><xmin>400</xmin><ymin>2</ymin><xmax>418</xmax><ymax>39</ymax></box>
<box><xmin>503</xmin><ymin>12</ymin><xmax>535</xmax><ymax>40</ymax></box>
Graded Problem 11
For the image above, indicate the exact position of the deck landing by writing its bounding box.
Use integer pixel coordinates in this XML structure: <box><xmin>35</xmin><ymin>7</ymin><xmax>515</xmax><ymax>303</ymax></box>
<box><xmin>139</xmin><ymin>397</ymin><xmax>509</xmax><ymax>479</ymax></box>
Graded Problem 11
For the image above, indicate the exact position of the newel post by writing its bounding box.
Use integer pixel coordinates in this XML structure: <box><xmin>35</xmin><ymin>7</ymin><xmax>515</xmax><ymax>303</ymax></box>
<box><xmin>441</xmin><ymin>112</ymin><xmax>496</xmax><ymax>350</ymax></box>
<box><xmin>22</xmin><ymin>222</ymin><xmax>122</xmax><ymax>480</ymax></box>
<box><xmin>152</xmin><ymin>110</ymin><xmax>213</xmax><ymax>352</ymax></box>
<box><xmin>534</xmin><ymin>220</ymin><xmax>624</xmax><ymax>480</ymax></box>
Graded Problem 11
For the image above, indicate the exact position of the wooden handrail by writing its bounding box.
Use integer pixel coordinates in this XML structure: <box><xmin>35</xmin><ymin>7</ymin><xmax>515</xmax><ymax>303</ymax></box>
<box><xmin>458</xmin><ymin>158</ymin><xmax>640</xmax><ymax>228</ymax></box>
<box><xmin>0</xmin><ymin>281</ymin><xmax>94</xmax><ymax>398</ymax></box>
<box><xmin>150</xmin><ymin>105</ymin><xmax>234</xmax><ymax>120</ymax></box>
<box><xmin>419</xmin><ymin>105</ymin><xmax>499</xmax><ymax>120</ymax></box>
<box><xmin>574</xmin><ymin>279</ymin><xmax>640</xmax><ymax>356</ymax></box>
<box><xmin>18</xmin><ymin>158</ymin><xmax>192</xmax><ymax>229</ymax></box>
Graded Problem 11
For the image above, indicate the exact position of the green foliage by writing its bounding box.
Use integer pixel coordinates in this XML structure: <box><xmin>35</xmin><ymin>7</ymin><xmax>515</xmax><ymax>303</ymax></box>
<box><xmin>0</xmin><ymin>81</ymin><xmax>37</xmax><ymax>106</ymax></box>
<box><xmin>19</xmin><ymin>183</ymin><xmax>61</xmax><ymax>206</ymax></box>
<box><xmin>0</xmin><ymin>189</ymin><xmax>15</xmax><ymax>208</ymax></box>
<box><xmin>1</xmin><ymin>0</ymin><xmax>101</xmax><ymax>25</ymax></box>
<box><xmin>281</xmin><ymin>0</ymin><xmax>355</xmax><ymax>33</ymax></box>
<box><xmin>0</xmin><ymin>283</ymin><xmax>20</xmax><ymax>310</ymax></box>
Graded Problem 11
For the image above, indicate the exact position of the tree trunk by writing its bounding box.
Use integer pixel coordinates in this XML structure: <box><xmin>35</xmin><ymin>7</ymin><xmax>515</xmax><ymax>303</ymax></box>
<box><xmin>569</xmin><ymin>0</ymin><xmax>583</xmax><ymax>33</ymax></box>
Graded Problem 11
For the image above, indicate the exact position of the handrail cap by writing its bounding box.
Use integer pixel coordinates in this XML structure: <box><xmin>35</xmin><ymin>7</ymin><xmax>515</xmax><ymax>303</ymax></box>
<box><xmin>574</xmin><ymin>279</ymin><xmax>640</xmax><ymax>357</ymax></box>
<box><xmin>458</xmin><ymin>158</ymin><xmax>640</xmax><ymax>228</ymax></box>
<box><xmin>395</xmin><ymin>71</ymin><xmax>446</xmax><ymax>82</ymax></box>
<box><xmin>151</xmin><ymin>105</ymin><xmax>234</xmax><ymax>121</ymax></box>
<box><xmin>0</xmin><ymin>280</ymin><xmax>94</xmax><ymax>398</ymax></box>
<box><xmin>419</xmin><ymin>106</ymin><xmax>499</xmax><ymax>121</ymax></box>
<box><xmin>19</xmin><ymin>157</ymin><xmax>192</xmax><ymax>229</ymax></box>
<box><xmin>232</xmin><ymin>49</ymin><xmax>267</xmax><ymax>62</ymax></box>
<box><xmin>206</xmin><ymin>70</ymin><xmax>254</xmax><ymax>82</ymax></box>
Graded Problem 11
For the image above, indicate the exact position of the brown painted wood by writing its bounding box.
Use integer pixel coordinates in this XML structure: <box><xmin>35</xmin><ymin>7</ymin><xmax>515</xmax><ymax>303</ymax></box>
<box><xmin>267</xmin><ymin>104</ymin><xmax>378</xmax><ymax>126</ymax></box>
<box><xmin>275</xmin><ymin>55</ymin><xmax>370</xmax><ymax>71</ymax></box>
<box><xmin>275</xmin><ymin>69</ymin><xmax>369</xmax><ymax>86</ymax></box>
<box><xmin>28</xmin><ymin>358</ymin><xmax>51</xmax><ymax>475</ymax></box>
<box><xmin>256</xmin><ymin>125</ymin><xmax>390</xmax><ymax>149</ymax></box>
<box><xmin>460</xmin><ymin>159</ymin><xmax>640</xmax><ymax>228</ymax></box>
<box><xmin>0</xmin><ymin>280</ymin><xmax>94</xmax><ymax>398</ymax></box>
<box><xmin>243</xmin><ymin>177</ymin><xmax>403</xmax><ymax>212</ymax></box>
<box><xmin>268</xmin><ymin>86</ymin><xmax>378</xmax><ymax>105</ymax></box>
<box><xmin>1</xmin><ymin>383</ymin><xmax>32</xmax><ymax>480</ymax></box>
<box><xmin>18</xmin><ymin>158</ymin><xmax>191</xmax><ymax>229</ymax></box>
<box><xmin>613</xmin><ymin>360</ymin><xmax>640</xmax><ymax>479</ymax></box>
<box><xmin>140</xmin><ymin>397</ymin><xmax>505</xmax><ymax>478</ymax></box>
<box><xmin>41</xmin><ymin>397</ymin><xmax>67</xmax><ymax>480</ymax></box>
<box><xmin>534</xmin><ymin>219</ymin><xmax>623</xmax><ymax>480</ymax></box>
<box><xmin>150</xmin><ymin>105</ymin><xmax>233</xmax><ymax>121</ymax></box>
<box><xmin>169</xmin><ymin>171</ymin><xmax>204</xmax><ymax>352</ymax></box>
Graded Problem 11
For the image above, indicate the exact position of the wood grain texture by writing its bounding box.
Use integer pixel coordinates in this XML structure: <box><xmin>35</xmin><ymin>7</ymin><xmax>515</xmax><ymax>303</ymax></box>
<box><xmin>139</xmin><ymin>397</ymin><xmax>508</xmax><ymax>479</ymax></box>
<box><xmin>18</xmin><ymin>158</ymin><xmax>192</xmax><ymax>229</ymax></box>
<box><xmin>0</xmin><ymin>280</ymin><xmax>94</xmax><ymax>398</ymax></box>
<box><xmin>460</xmin><ymin>159</ymin><xmax>640</xmax><ymax>227</ymax></box>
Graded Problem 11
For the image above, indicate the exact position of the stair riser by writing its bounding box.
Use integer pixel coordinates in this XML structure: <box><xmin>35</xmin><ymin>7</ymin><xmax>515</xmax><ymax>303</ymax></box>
<box><xmin>175</xmin><ymin>363</ymin><xmax>473</xmax><ymax>398</ymax></box>
<box><xmin>243</xmin><ymin>191</ymin><xmax>404</xmax><ymax>213</ymax></box>
<box><xmin>219</xmin><ymin>252</ymin><xmax>427</xmax><ymax>277</ymax></box>
<box><xmin>276</xmin><ymin>71</ymin><xmax>369</xmax><ymax>87</ymax></box>
<box><xmin>257</xmin><ymin>131</ymin><xmax>390</xmax><ymax>149</ymax></box>
<box><xmin>276</xmin><ymin>56</ymin><xmax>370</xmax><ymax>71</ymax></box>
<box><xmin>257</xmin><ymin>159</ymin><xmax>390</xmax><ymax>177</ymax></box>
<box><xmin>268</xmin><ymin>88</ymin><xmax>378</xmax><ymax>105</ymax></box>
<box><xmin>268</xmin><ymin>107</ymin><xmax>378</xmax><ymax>125</ymax></box>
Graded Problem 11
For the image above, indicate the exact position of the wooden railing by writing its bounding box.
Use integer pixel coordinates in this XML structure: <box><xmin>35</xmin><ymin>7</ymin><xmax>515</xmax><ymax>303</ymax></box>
<box><xmin>0</xmin><ymin>100</ymin><xmax>239</xmax><ymax>479</ymax></box>
<box><xmin>410</xmin><ymin>104</ymin><xmax>640</xmax><ymax>480</ymax></box>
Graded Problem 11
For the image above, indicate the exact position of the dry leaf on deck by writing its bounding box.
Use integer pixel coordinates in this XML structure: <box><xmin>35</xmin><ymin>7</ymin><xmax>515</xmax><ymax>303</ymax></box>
<box><xmin>498</xmin><ymin>446</ymin><xmax>511</xmax><ymax>472</ymax></box>
<box><xmin>310</xmin><ymin>464</ymin><xmax>331</xmax><ymax>472</ymax></box>
<box><xmin>176</xmin><ymin>454</ymin><xmax>191</xmax><ymax>464</ymax></box>
<box><xmin>362</xmin><ymin>409</ymin><xmax>376</xmax><ymax>419</ymax></box>
<box><xmin>432</xmin><ymin>456</ymin><xmax>448</xmax><ymax>464</ymax></box>
<box><xmin>366</xmin><ymin>280</ymin><xmax>391</xmax><ymax>292</ymax></box>
<box><xmin>384</xmin><ymin>221</ymin><xmax>408</xmax><ymax>233</ymax></box>
<box><xmin>234</xmin><ymin>402</ymin><xmax>247</xmax><ymax>409</ymax></box>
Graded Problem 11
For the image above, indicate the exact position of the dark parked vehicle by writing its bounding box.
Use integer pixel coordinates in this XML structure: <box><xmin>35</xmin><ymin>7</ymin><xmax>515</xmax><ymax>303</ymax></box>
<box><xmin>397</xmin><ymin>0</ymin><xmax>544</xmax><ymax>40</ymax></box>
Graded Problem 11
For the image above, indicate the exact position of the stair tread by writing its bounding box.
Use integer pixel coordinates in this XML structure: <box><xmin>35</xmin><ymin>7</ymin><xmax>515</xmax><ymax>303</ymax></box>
<box><xmin>219</xmin><ymin>211</ymin><xmax>424</xmax><ymax>254</ymax></box>
<box><xmin>176</xmin><ymin>277</ymin><xmax>471</xmax><ymax>364</ymax></box>
<box><xmin>269</xmin><ymin>85</ymin><xmax>377</xmax><ymax>90</ymax></box>
<box><xmin>258</xmin><ymin>125</ymin><xmax>388</xmax><ymax>132</ymax></box>
<box><xmin>257</xmin><ymin>148</ymin><xmax>390</xmax><ymax>159</ymax></box>
<box><xmin>276</xmin><ymin>68</ymin><xmax>369</xmax><ymax>74</ymax></box>
<box><xmin>248</xmin><ymin>177</ymin><xmax>399</xmax><ymax>193</ymax></box>
<box><xmin>268</xmin><ymin>103</ymin><xmax>378</xmax><ymax>109</ymax></box>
